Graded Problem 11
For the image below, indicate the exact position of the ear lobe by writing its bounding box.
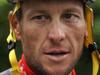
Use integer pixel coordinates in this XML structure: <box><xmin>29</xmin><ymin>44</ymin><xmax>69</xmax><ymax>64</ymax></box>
<box><xmin>84</xmin><ymin>25</ymin><xmax>88</xmax><ymax>46</ymax></box>
<box><xmin>85</xmin><ymin>30</ymin><xmax>88</xmax><ymax>37</ymax></box>
<box><xmin>8</xmin><ymin>11</ymin><xmax>21</xmax><ymax>40</ymax></box>
<box><xmin>84</xmin><ymin>28</ymin><xmax>89</xmax><ymax>47</ymax></box>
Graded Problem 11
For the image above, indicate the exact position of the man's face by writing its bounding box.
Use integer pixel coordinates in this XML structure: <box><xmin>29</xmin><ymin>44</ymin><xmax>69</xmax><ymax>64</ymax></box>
<box><xmin>14</xmin><ymin>0</ymin><xmax>86</xmax><ymax>75</ymax></box>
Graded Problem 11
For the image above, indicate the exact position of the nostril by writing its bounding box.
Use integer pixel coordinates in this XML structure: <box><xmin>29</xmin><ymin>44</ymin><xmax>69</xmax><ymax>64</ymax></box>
<box><xmin>60</xmin><ymin>38</ymin><xmax>64</xmax><ymax>41</ymax></box>
<box><xmin>49</xmin><ymin>35</ymin><xmax>65</xmax><ymax>44</ymax></box>
<box><xmin>48</xmin><ymin>37</ymin><xmax>65</xmax><ymax>46</ymax></box>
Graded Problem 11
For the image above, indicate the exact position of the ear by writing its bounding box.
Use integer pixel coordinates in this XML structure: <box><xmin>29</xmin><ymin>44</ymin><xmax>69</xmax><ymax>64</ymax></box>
<box><xmin>8</xmin><ymin>11</ymin><xmax>21</xmax><ymax>40</ymax></box>
<box><xmin>84</xmin><ymin>22</ymin><xmax>88</xmax><ymax>47</ymax></box>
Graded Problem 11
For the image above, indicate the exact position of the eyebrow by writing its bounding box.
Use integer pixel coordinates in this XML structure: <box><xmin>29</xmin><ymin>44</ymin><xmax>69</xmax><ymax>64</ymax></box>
<box><xmin>63</xmin><ymin>7</ymin><xmax>82</xmax><ymax>14</ymax></box>
<box><xmin>28</xmin><ymin>6</ymin><xmax>82</xmax><ymax>13</ymax></box>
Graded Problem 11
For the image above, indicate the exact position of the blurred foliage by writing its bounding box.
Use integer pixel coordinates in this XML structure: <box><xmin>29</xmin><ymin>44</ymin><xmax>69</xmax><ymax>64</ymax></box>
<box><xmin>0</xmin><ymin>0</ymin><xmax>10</xmax><ymax>71</ymax></box>
<box><xmin>93</xmin><ymin>0</ymin><xmax>100</xmax><ymax>50</ymax></box>
<box><xmin>0</xmin><ymin>0</ymin><xmax>100</xmax><ymax>75</ymax></box>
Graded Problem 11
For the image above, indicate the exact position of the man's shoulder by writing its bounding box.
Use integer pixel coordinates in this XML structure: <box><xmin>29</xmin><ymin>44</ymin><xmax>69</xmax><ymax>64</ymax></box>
<box><xmin>0</xmin><ymin>68</ymin><xmax>12</xmax><ymax>75</ymax></box>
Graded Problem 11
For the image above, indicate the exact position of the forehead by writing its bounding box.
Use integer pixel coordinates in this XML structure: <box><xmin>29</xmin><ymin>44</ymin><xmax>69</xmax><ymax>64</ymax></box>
<box><xmin>22</xmin><ymin>0</ymin><xmax>83</xmax><ymax>7</ymax></box>
<box><xmin>22</xmin><ymin>0</ymin><xmax>83</xmax><ymax>3</ymax></box>
<box><xmin>21</xmin><ymin>0</ymin><xmax>83</xmax><ymax>16</ymax></box>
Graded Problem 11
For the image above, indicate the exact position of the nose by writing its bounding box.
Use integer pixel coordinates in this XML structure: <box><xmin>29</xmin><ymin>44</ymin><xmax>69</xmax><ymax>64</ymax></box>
<box><xmin>48</xmin><ymin>22</ymin><xmax>65</xmax><ymax>43</ymax></box>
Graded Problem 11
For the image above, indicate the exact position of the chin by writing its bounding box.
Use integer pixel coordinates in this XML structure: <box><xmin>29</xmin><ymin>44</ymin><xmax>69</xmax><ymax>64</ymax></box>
<box><xmin>43</xmin><ymin>65</ymin><xmax>72</xmax><ymax>75</ymax></box>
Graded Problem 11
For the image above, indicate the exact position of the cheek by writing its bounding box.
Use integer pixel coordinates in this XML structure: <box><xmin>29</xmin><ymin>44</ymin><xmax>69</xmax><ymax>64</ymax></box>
<box><xmin>21</xmin><ymin>25</ymin><xmax>47</xmax><ymax>55</ymax></box>
<box><xmin>70</xmin><ymin>25</ymin><xmax>85</xmax><ymax>57</ymax></box>
<box><xmin>74</xmin><ymin>31</ymin><xmax>85</xmax><ymax>57</ymax></box>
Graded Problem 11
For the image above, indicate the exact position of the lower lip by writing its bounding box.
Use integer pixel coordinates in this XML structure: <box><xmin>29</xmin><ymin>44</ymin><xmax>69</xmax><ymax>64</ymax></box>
<box><xmin>45</xmin><ymin>54</ymin><xmax>69</xmax><ymax>62</ymax></box>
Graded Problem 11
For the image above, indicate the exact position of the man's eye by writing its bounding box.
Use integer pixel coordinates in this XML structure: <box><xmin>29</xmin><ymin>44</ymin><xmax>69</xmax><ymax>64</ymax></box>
<box><xmin>30</xmin><ymin>15</ymin><xmax>49</xmax><ymax>22</ymax></box>
<box><xmin>64</xmin><ymin>13</ymin><xmax>72</xmax><ymax>19</ymax></box>
<box><xmin>62</xmin><ymin>13</ymin><xmax>79</xmax><ymax>22</ymax></box>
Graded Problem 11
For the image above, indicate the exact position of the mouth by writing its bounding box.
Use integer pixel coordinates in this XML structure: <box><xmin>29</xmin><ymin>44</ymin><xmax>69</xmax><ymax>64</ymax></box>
<box><xmin>45</xmin><ymin>51</ymin><xmax>67</xmax><ymax>56</ymax></box>
<box><xmin>44</xmin><ymin>49</ymin><xmax>70</xmax><ymax>62</ymax></box>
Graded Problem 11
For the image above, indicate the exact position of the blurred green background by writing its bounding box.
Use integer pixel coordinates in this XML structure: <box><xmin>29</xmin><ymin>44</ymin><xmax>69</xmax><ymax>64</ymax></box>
<box><xmin>0</xmin><ymin>0</ymin><xmax>100</xmax><ymax>75</ymax></box>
